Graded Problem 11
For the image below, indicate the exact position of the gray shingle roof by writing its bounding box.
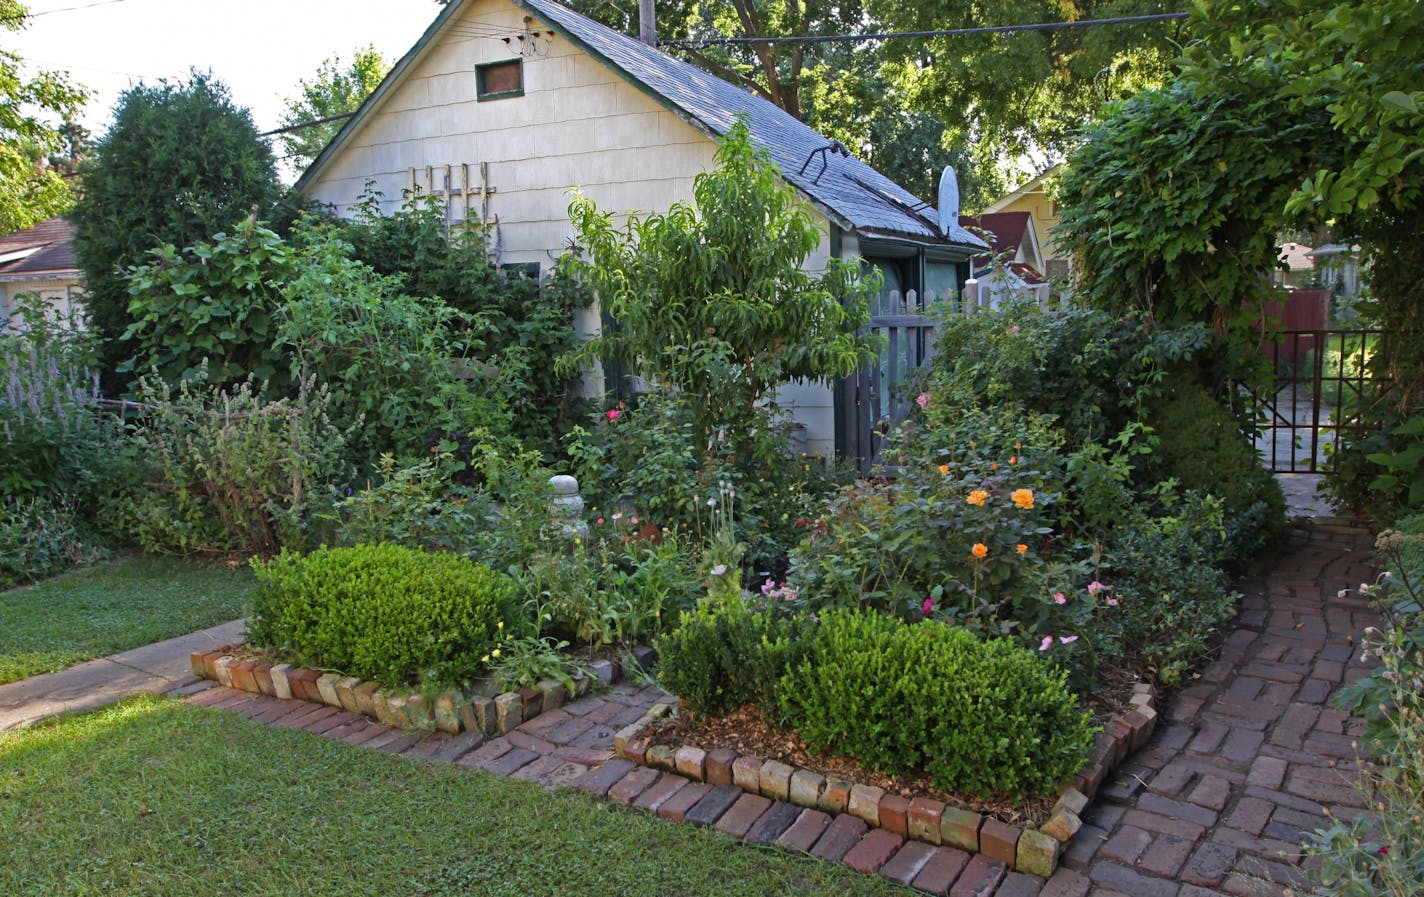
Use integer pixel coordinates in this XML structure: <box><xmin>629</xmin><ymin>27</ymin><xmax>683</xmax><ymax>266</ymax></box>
<box><xmin>517</xmin><ymin>0</ymin><xmax>985</xmax><ymax>250</ymax></box>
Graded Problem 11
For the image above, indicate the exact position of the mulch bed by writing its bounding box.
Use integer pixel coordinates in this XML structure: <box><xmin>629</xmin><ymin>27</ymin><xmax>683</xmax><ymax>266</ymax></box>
<box><xmin>645</xmin><ymin>662</ymin><xmax>1144</xmax><ymax>830</ymax></box>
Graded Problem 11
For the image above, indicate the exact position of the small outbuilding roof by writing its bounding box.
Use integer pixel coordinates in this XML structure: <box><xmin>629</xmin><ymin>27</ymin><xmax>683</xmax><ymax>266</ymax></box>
<box><xmin>298</xmin><ymin>0</ymin><xmax>986</xmax><ymax>253</ymax></box>
<box><xmin>0</xmin><ymin>217</ymin><xmax>78</xmax><ymax>278</ymax></box>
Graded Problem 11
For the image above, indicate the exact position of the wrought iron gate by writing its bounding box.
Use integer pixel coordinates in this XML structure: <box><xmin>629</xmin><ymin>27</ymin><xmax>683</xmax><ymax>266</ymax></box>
<box><xmin>1246</xmin><ymin>328</ymin><xmax>1382</xmax><ymax>474</ymax></box>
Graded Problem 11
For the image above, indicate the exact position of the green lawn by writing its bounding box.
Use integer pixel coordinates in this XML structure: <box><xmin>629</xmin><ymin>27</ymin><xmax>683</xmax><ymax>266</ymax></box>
<box><xmin>0</xmin><ymin>696</ymin><xmax>903</xmax><ymax>896</ymax></box>
<box><xmin>0</xmin><ymin>556</ymin><xmax>255</xmax><ymax>685</ymax></box>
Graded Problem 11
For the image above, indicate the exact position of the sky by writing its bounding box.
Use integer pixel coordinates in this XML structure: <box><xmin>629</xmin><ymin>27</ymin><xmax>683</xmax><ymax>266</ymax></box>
<box><xmin>16</xmin><ymin>0</ymin><xmax>442</xmax><ymax>136</ymax></box>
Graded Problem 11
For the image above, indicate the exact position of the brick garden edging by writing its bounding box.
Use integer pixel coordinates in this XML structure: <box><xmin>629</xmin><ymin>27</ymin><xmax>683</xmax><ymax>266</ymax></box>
<box><xmin>189</xmin><ymin>643</ymin><xmax>642</xmax><ymax>738</ymax></box>
<box><xmin>612</xmin><ymin>681</ymin><xmax>1160</xmax><ymax>877</ymax></box>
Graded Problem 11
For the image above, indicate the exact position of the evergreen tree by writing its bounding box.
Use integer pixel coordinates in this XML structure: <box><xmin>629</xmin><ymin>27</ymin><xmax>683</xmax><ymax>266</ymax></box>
<box><xmin>68</xmin><ymin>72</ymin><xmax>282</xmax><ymax>385</ymax></box>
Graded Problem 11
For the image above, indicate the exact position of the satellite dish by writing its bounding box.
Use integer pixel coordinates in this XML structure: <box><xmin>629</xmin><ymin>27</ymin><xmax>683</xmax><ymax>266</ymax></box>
<box><xmin>937</xmin><ymin>165</ymin><xmax>960</xmax><ymax>237</ymax></box>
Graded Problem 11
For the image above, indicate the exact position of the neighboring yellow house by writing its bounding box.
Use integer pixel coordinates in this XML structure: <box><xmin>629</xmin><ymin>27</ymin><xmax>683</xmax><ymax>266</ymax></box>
<box><xmin>980</xmin><ymin>164</ymin><xmax>1071</xmax><ymax>283</ymax></box>
<box><xmin>296</xmin><ymin>0</ymin><xmax>987</xmax><ymax>463</ymax></box>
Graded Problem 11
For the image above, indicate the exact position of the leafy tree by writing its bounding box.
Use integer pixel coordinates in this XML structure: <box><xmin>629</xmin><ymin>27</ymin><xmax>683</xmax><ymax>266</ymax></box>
<box><xmin>870</xmin><ymin>0</ymin><xmax>1184</xmax><ymax>165</ymax></box>
<box><xmin>1055</xmin><ymin>78</ymin><xmax>1331</xmax><ymax>332</ymax></box>
<box><xmin>565</xmin><ymin>119</ymin><xmax>879</xmax><ymax>456</ymax></box>
<box><xmin>277</xmin><ymin>46</ymin><xmax>387</xmax><ymax>167</ymax></box>
<box><xmin>68</xmin><ymin>72</ymin><xmax>283</xmax><ymax>384</ymax></box>
<box><xmin>120</xmin><ymin>217</ymin><xmax>292</xmax><ymax>388</ymax></box>
<box><xmin>333</xmin><ymin>188</ymin><xmax>594</xmax><ymax>456</ymax></box>
<box><xmin>1183</xmin><ymin>0</ymin><xmax>1424</xmax><ymax>514</ymax></box>
<box><xmin>567</xmin><ymin>0</ymin><xmax>997</xmax><ymax>205</ymax></box>
<box><xmin>0</xmin><ymin>0</ymin><xmax>87</xmax><ymax>232</ymax></box>
<box><xmin>1057</xmin><ymin>0</ymin><xmax>1424</xmax><ymax>513</ymax></box>
<box><xmin>45</xmin><ymin>121</ymin><xmax>91</xmax><ymax>178</ymax></box>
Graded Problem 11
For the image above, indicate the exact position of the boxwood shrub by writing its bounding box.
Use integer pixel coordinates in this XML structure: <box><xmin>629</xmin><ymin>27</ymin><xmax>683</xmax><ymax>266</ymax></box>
<box><xmin>779</xmin><ymin>610</ymin><xmax>1095</xmax><ymax>800</ymax></box>
<box><xmin>655</xmin><ymin>597</ymin><xmax>811</xmax><ymax>723</ymax></box>
<box><xmin>249</xmin><ymin>543</ymin><xmax>517</xmax><ymax>689</ymax></box>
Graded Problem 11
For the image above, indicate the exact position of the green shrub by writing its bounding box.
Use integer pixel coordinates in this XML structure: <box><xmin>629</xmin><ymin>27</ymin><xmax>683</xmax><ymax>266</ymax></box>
<box><xmin>249</xmin><ymin>543</ymin><xmax>518</xmax><ymax>688</ymax></box>
<box><xmin>0</xmin><ymin>496</ymin><xmax>107</xmax><ymax>589</ymax></box>
<box><xmin>779</xmin><ymin>610</ymin><xmax>1095</xmax><ymax>800</ymax></box>
<box><xmin>1144</xmin><ymin>377</ymin><xmax>1286</xmax><ymax>563</ymax></box>
<box><xmin>103</xmin><ymin>368</ymin><xmax>349</xmax><ymax>555</ymax></box>
<box><xmin>566</xmin><ymin>392</ymin><xmax>849</xmax><ymax>576</ymax></box>
<box><xmin>331</xmin><ymin>454</ymin><xmax>489</xmax><ymax>554</ymax></box>
<box><xmin>1094</xmin><ymin>497</ymin><xmax>1239</xmax><ymax>686</ymax></box>
<box><xmin>0</xmin><ymin>321</ymin><xmax>119</xmax><ymax>507</ymax></box>
<box><xmin>1305</xmin><ymin>523</ymin><xmax>1424</xmax><ymax>897</ymax></box>
<box><xmin>788</xmin><ymin>406</ymin><xmax>1061</xmax><ymax>624</ymax></box>
<box><xmin>656</xmin><ymin>597</ymin><xmax>812</xmax><ymax>723</ymax></box>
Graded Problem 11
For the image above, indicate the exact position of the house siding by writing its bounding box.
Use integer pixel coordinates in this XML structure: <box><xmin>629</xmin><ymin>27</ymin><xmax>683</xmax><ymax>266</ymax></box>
<box><xmin>302</xmin><ymin>0</ymin><xmax>845</xmax><ymax>456</ymax></box>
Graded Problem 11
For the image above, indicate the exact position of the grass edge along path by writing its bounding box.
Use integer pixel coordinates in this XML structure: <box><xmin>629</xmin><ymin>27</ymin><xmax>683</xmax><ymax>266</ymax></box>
<box><xmin>0</xmin><ymin>556</ymin><xmax>255</xmax><ymax>685</ymax></box>
<box><xmin>0</xmin><ymin>695</ymin><xmax>907</xmax><ymax>897</ymax></box>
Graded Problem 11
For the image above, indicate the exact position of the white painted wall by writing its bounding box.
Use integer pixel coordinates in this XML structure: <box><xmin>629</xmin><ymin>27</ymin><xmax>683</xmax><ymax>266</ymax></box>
<box><xmin>302</xmin><ymin>0</ymin><xmax>844</xmax><ymax>456</ymax></box>
<box><xmin>1</xmin><ymin>278</ymin><xmax>85</xmax><ymax>327</ymax></box>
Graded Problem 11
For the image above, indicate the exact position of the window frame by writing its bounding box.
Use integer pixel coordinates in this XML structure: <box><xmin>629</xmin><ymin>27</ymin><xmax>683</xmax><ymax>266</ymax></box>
<box><xmin>476</xmin><ymin>59</ymin><xmax>524</xmax><ymax>102</ymax></box>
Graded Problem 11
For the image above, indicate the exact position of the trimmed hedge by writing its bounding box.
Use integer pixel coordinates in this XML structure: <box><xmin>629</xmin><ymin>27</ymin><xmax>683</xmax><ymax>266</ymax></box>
<box><xmin>779</xmin><ymin>610</ymin><xmax>1095</xmax><ymax>800</ymax></box>
<box><xmin>249</xmin><ymin>543</ymin><xmax>516</xmax><ymax>689</ymax></box>
<box><xmin>656</xmin><ymin>597</ymin><xmax>810</xmax><ymax>723</ymax></box>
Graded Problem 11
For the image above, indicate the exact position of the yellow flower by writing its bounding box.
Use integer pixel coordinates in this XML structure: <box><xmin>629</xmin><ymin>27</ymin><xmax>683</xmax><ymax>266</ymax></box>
<box><xmin>1011</xmin><ymin>488</ymin><xmax>1035</xmax><ymax>509</ymax></box>
<box><xmin>491</xmin><ymin>649</ymin><xmax>501</xmax><ymax>659</ymax></box>
<box><xmin>497</xmin><ymin>620</ymin><xmax>504</xmax><ymax>630</ymax></box>
<box><xmin>971</xmin><ymin>543</ymin><xmax>988</xmax><ymax>559</ymax></box>
<box><xmin>966</xmin><ymin>489</ymin><xmax>989</xmax><ymax>506</ymax></box>
<box><xmin>938</xmin><ymin>464</ymin><xmax>950</xmax><ymax>475</ymax></box>
<box><xmin>1016</xmin><ymin>544</ymin><xmax>1028</xmax><ymax>556</ymax></box>
<box><xmin>481</xmin><ymin>654</ymin><xmax>490</xmax><ymax>663</ymax></box>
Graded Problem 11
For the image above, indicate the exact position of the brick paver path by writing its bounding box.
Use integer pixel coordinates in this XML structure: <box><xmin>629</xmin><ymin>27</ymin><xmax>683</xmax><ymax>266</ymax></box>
<box><xmin>172</xmin><ymin>519</ymin><xmax>1380</xmax><ymax>896</ymax></box>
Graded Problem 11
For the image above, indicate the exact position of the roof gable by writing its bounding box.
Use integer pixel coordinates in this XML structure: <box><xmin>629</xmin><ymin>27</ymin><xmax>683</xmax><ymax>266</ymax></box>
<box><xmin>961</xmin><ymin>212</ymin><xmax>1042</xmax><ymax>268</ymax></box>
<box><xmin>299</xmin><ymin>0</ymin><xmax>985</xmax><ymax>252</ymax></box>
<box><xmin>981</xmin><ymin>164</ymin><xmax>1061</xmax><ymax>215</ymax></box>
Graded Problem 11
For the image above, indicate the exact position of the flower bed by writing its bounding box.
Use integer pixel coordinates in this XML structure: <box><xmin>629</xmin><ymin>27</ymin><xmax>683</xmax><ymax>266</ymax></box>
<box><xmin>612</xmin><ymin>682</ymin><xmax>1159</xmax><ymax>877</ymax></box>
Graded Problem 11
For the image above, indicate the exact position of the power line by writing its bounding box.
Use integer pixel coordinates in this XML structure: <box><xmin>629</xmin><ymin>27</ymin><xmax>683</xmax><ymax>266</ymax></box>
<box><xmin>660</xmin><ymin>12</ymin><xmax>1189</xmax><ymax>50</ymax></box>
<box><xmin>17</xmin><ymin>0</ymin><xmax>134</xmax><ymax>19</ymax></box>
<box><xmin>260</xmin><ymin>111</ymin><xmax>356</xmax><ymax>137</ymax></box>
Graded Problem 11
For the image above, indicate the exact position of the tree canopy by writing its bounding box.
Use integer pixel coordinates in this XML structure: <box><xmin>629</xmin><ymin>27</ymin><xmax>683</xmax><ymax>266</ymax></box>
<box><xmin>1057</xmin><ymin>0</ymin><xmax>1424</xmax><ymax>511</ymax></box>
<box><xmin>567</xmin><ymin>0</ymin><xmax>1180</xmax><ymax>208</ymax></box>
<box><xmin>872</xmin><ymin>0</ymin><xmax>1183</xmax><ymax>166</ymax></box>
<box><xmin>68</xmin><ymin>72</ymin><xmax>283</xmax><ymax>383</ymax></box>
<box><xmin>277</xmin><ymin>46</ymin><xmax>387</xmax><ymax>168</ymax></box>
<box><xmin>568</xmin><ymin>0</ymin><xmax>1001</xmax><ymax>206</ymax></box>
<box><xmin>0</xmin><ymin>0</ymin><xmax>87</xmax><ymax>233</ymax></box>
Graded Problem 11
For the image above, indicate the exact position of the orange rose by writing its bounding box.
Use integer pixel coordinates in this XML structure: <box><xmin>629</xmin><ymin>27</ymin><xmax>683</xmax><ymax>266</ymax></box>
<box><xmin>938</xmin><ymin>464</ymin><xmax>950</xmax><ymax>475</ymax></box>
<box><xmin>1016</xmin><ymin>544</ymin><xmax>1028</xmax><ymax>556</ymax></box>
<box><xmin>966</xmin><ymin>489</ymin><xmax>989</xmax><ymax>506</ymax></box>
<box><xmin>971</xmin><ymin>543</ymin><xmax>988</xmax><ymax>559</ymax></box>
<box><xmin>1011</xmin><ymin>488</ymin><xmax>1035</xmax><ymax>510</ymax></box>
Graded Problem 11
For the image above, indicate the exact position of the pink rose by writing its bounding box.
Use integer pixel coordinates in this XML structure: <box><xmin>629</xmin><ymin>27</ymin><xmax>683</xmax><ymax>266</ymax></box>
<box><xmin>916</xmin><ymin>393</ymin><xmax>929</xmax><ymax>410</ymax></box>
<box><xmin>922</xmin><ymin>596</ymin><xmax>936</xmax><ymax>616</ymax></box>
<box><xmin>1059</xmin><ymin>635</ymin><xmax>1079</xmax><ymax>645</ymax></box>
<box><xmin>1039</xmin><ymin>635</ymin><xmax>1054</xmax><ymax>652</ymax></box>
<box><xmin>1053</xmin><ymin>592</ymin><xmax>1066</xmax><ymax>605</ymax></box>
<box><xmin>605</xmin><ymin>409</ymin><xmax>621</xmax><ymax>421</ymax></box>
<box><xmin>1087</xmin><ymin>580</ymin><xmax>1106</xmax><ymax>596</ymax></box>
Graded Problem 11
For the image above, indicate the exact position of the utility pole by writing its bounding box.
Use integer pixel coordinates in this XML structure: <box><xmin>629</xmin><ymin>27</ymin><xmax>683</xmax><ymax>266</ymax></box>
<box><xmin>638</xmin><ymin>0</ymin><xmax>656</xmax><ymax>46</ymax></box>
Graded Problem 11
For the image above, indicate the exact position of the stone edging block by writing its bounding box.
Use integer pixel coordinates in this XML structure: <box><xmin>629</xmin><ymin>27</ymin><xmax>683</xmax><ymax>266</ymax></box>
<box><xmin>611</xmin><ymin>679</ymin><xmax>1159</xmax><ymax>877</ymax></box>
<box><xmin>188</xmin><ymin>643</ymin><xmax>646</xmax><ymax>740</ymax></box>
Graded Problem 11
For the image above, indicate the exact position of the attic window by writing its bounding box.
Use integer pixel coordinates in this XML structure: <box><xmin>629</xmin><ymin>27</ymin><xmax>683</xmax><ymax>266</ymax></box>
<box><xmin>477</xmin><ymin>59</ymin><xmax>523</xmax><ymax>101</ymax></box>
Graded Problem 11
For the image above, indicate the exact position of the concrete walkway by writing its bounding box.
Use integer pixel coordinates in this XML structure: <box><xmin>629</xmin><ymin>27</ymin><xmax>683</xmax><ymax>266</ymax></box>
<box><xmin>0</xmin><ymin>618</ymin><xmax>246</xmax><ymax>731</ymax></box>
<box><xmin>0</xmin><ymin>518</ymin><xmax>1381</xmax><ymax>896</ymax></box>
